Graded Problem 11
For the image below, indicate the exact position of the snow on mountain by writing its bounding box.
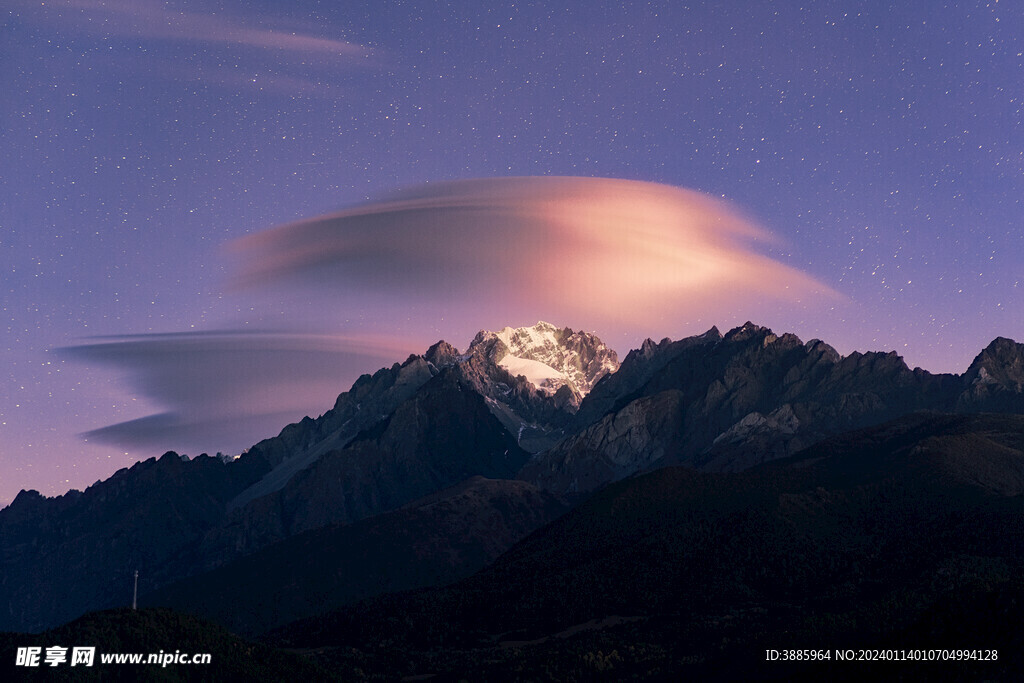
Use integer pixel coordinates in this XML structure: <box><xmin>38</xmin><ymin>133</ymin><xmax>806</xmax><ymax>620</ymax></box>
<box><xmin>498</xmin><ymin>355</ymin><xmax>569</xmax><ymax>395</ymax></box>
<box><xmin>473</xmin><ymin>321</ymin><xmax>619</xmax><ymax>397</ymax></box>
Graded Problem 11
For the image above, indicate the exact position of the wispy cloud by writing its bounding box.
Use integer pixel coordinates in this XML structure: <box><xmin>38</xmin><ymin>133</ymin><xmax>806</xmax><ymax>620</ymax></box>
<box><xmin>31</xmin><ymin>0</ymin><xmax>369</xmax><ymax>57</ymax></box>
<box><xmin>12</xmin><ymin>0</ymin><xmax>374</xmax><ymax>93</ymax></box>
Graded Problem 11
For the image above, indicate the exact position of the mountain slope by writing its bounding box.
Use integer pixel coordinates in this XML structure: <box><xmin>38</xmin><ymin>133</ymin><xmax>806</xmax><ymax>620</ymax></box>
<box><xmin>0</xmin><ymin>452</ymin><xmax>269</xmax><ymax>634</ymax></box>
<box><xmin>269</xmin><ymin>412</ymin><xmax>1024</xmax><ymax>679</ymax></box>
<box><xmin>3</xmin><ymin>323</ymin><xmax>1023</xmax><ymax>639</ymax></box>
<box><xmin>199</xmin><ymin>368</ymin><xmax>531</xmax><ymax>559</ymax></box>
<box><xmin>230</xmin><ymin>351</ymin><xmax>442</xmax><ymax>509</ymax></box>
<box><xmin>0</xmin><ymin>323</ymin><xmax>609</xmax><ymax>633</ymax></box>
<box><xmin>232</xmin><ymin>321</ymin><xmax>616</xmax><ymax>508</ymax></box>
<box><xmin>521</xmin><ymin>322</ymin><xmax>988</xmax><ymax>493</ymax></box>
<box><xmin>143</xmin><ymin>477</ymin><xmax>568</xmax><ymax>635</ymax></box>
<box><xmin>958</xmin><ymin>336</ymin><xmax>1024</xmax><ymax>413</ymax></box>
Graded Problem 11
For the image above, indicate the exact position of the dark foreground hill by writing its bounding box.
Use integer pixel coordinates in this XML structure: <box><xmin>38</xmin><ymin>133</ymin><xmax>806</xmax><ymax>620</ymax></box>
<box><xmin>0</xmin><ymin>608</ymin><xmax>330</xmax><ymax>682</ymax></box>
<box><xmin>143</xmin><ymin>477</ymin><xmax>569</xmax><ymax>636</ymax></box>
<box><xmin>268</xmin><ymin>412</ymin><xmax>1024</xmax><ymax>680</ymax></box>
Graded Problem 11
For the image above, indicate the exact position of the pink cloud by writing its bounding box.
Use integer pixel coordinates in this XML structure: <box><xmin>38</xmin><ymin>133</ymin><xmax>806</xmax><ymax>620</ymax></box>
<box><xmin>65</xmin><ymin>178</ymin><xmax>839</xmax><ymax>454</ymax></box>
<box><xmin>39</xmin><ymin>0</ymin><xmax>370</xmax><ymax>58</ymax></box>
<box><xmin>230</xmin><ymin>177</ymin><xmax>839</xmax><ymax>339</ymax></box>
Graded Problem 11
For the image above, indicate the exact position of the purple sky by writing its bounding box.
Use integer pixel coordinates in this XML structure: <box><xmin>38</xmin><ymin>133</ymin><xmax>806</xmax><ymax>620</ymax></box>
<box><xmin>2</xmin><ymin>1</ymin><xmax>1022</xmax><ymax>506</ymax></box>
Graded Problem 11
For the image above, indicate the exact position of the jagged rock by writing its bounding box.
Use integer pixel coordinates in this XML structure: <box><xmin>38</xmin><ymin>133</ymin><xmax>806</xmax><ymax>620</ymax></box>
<box><xmin>571</xmin><ymin>327</ymin><xmax>722</xmax><ymax>430</ymax></box>
<box><xmin>521</xmin><ymin>322</ymin><xmax>964</xmax><ymax>494</ymax></box>
<box><xmin>5</xmin><ymin>321</ymin><xmax>1024</xmax><ymax>636</ymax></box>
<box><xmin>201</xmin><ymin>369</ymin><xmax>531</xmax><ymax>558</ymax></box>
<box><xmin>469</xmin><ymin>321</ymin><xmax>619</xmax><ymax>403</ymax></box>
<box><xmin>229</xmin><ymin>354</ymin><xmax>441</xmax><ymax>509</ymax></box>
<box><xmin>424</xmin><ymin>340</ymin><xmax>460</xmax><ymax>367</ymax></box>
<box><xmin>957</xmin><ymin>337</ymin><xmax>1024</xmax><ymax>413</ymax></box>
<box><xmin>520</xmin><ymin>390</ymin><xmax>685</xmax><ymax>493</ymax></box>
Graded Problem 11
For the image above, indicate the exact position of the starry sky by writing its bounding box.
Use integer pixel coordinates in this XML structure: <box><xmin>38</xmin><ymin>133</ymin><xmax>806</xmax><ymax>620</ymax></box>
<box><xmin>2</xmin><ymin>0</ymin><xmax>1022</xmax><ymax>505</ymax></box>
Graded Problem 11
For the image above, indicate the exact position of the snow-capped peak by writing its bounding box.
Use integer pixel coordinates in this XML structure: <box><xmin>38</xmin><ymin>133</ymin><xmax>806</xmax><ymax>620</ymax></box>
<box><xmin>470</xmin><ymin>322</ymin><xmax>618</xmax><ymax>396</ymax></box>
<box><xmin>493</xmin><ymin>321</ymin><xmax>563</xmax><ymax>356</ymax></box>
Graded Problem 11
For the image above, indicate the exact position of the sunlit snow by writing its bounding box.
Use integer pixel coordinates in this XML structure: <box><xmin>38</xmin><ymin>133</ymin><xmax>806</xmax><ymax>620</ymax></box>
<box><xmin>498</xmin><ymin>354</ymin><xmax>568</xmax><ymax>394</ymax></box>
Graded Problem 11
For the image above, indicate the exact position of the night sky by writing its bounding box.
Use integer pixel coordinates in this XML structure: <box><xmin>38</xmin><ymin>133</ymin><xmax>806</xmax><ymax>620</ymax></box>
<box><xmin>3</xmin><ymin>1</ymin><xmax>1022</xmax><ymax>505</ymax></box>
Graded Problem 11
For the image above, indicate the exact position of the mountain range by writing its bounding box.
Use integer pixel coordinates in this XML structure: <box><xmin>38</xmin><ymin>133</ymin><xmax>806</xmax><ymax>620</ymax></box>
<box><xmin>3</xmin><ymin>321</ymin><xmax>1024</xmax><ymax>678</ymax></box>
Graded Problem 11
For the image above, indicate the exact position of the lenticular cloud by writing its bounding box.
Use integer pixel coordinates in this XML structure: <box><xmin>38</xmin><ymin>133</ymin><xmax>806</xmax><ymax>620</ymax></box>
<box><xmin>67</xmin><ymin>177</ymin><xmax>837</xmax><ymax>455</ymax></box>
<box><xmin>231</xmin><ymin>177</ymin><xmax>835</xmax><ymax>334</ymax></box>
<box><xmin>63</xmin><ymin>332</ymin><xmax>416</xmax><ymax>454</ymax></box>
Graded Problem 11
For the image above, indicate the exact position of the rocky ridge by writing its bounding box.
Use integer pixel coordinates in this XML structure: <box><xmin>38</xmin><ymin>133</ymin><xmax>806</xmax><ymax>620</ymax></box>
<box><xmin>2</xmin><ymin>322</ymin><xmax>1024</xmax><ymax>634</ymax></box>
<box><xmin>520</xmin><ymin>323</ymin><xmax>1020</xmax><ymax>493</ymax></box>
